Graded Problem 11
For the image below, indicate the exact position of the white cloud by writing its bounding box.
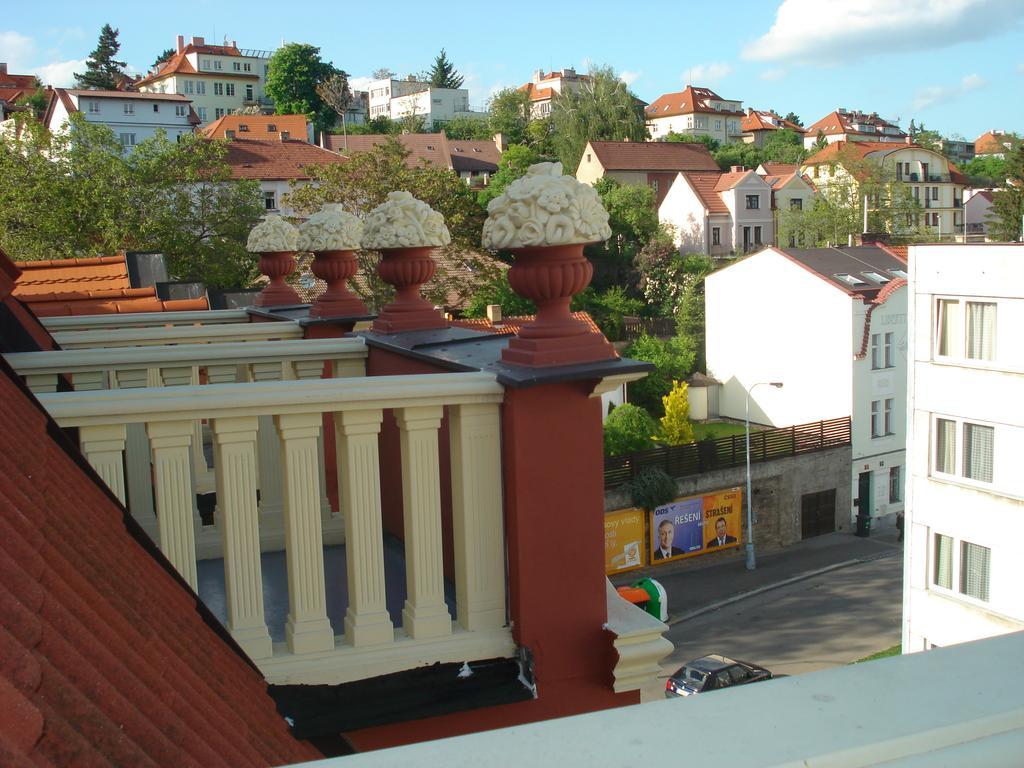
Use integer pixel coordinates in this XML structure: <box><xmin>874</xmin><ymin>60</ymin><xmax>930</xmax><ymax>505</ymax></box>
<box><xmin>759</xmin><ymin>68</ymin><xmax>786</xmax><ymax>82</ymax></box>
<box><xmin>0</xmin><ymin>29</ymin><xmax>87</xmax><ymax>87</ymax></box>
<box><xmin>911</xmin><ymin>73</ymin><xmax>988</xmax><ymax>111</ymax></box>
<box><xmin>619</xmin><ymin>70</ymin><xmax>641</xmax><ymax>86</ymax></box>
<box><xmin>683</xmin><ymin>62</ymin><xmax>732</xmax><ymax>85</ymax></box>
<box><xmin>35</xmin><ymin>59</ymin><xmax>86</xmax><ymax>87</ymax></box>
<box><xmin>0</xmin><ymin>31</ymin><xmax>35</xmax><ymax>65</ymax></box>
<box><xmin>744</xmin><ymin>0</ymin><xmax>1024</xmax><ymax>64</ymax></box>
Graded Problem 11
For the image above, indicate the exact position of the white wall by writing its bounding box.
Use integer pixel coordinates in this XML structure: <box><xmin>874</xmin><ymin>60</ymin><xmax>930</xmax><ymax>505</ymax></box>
<box><xmin>51</xmin><ymin>94</ymin><xmax>194</xmax><ymax>149</ymax></box>
<box><xmin>724</xmin><ymin>174</ymin><xmax>775</xmax><ymax>251</ymax></box>
<box><xmin>850</xmin><ymin>285</ymin><xmax>907</xmax><ymax>523</ymax></box>
<box><xmin>659</xmin><ymin>173</ymin><xmax>709</xmax><ymax>253</ymax></box>
<box><xmin>903</xmin><ymin>244</ymin><xmax>1024</xmax><ymax>653</ymax></box>
<box><xmin>705</xmin><ymin>248</ymin><xmax>853</xmax><ymax>427</ymax></box>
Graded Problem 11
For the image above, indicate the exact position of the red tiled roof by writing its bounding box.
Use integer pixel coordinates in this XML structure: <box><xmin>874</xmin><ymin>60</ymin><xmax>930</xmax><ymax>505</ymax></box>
<box><xmin>0</xmin><ymin>251</ymin><xmax>58</xmax><ymax>352</ymax></box>
<box><xmin>713</xmin><ymin>170</ymin><xmax>753</xmax><ymax>192</ymax></box>
<box><xmin>802</xmin><ymin>140</ymin><xmax>925</xmax><ymax>166</ymax></box>
<box><xmin>13</xmin><ymin>255</ymin><xmax>131</xmax><ymax>297</ymax></box>
<box><xmin>137</xmin><ymin>43</ymin><xmax>258</xmax><ymax>88</ymax></box>
<box><xmin>0</xmin><ymin>354</ymin><xmax>321</xmax><ymax>766</ymax></box>
<box><xmin>740</xmin><ymin>110</ymin><xmax>801</xmax><ymax>133</ymax></box>
<box><xmin>453</xmin><ymin>311</ymin><xmax>600</xmax><ymax>335</ymax></box>
<box><xmin>586</xmin><ymin>140</ymin><xmax>719</xmax><ymax>173</ymax></box>
<box><xmin>224</xmin><ymin>138</ymin><xmax>345</xmax><ymax>180</ymax></box>
<box><xmin>448</xmin><ymin>138</ymin><xmax>501</xmax><ymax>173</ymax></box>
<box><xmin>518</xmin><ymin>83</ymin><xmax>555</xmax><ymax>102</ymax></box>
<box><xmin>322</xmin><ymin>133</ymin><xmax>454</xmax><ymax>170</ymax></box>
<box><xmin>873</xmin><ymin>277</ymin><xmax>907</xmax><ymax>305</ymax></box>
<box><xmin>974</xmin><ymin>130</ymin><xmax>1012</xmax><ymax>155</ymax></box>
<box><xmin>645</xmin><ymin>86</ymin><xmax>744</xmax><ymax>119</ymax></box>
<box><xmin>0</xmin><ymin>87</ymin><xmax>27</xmax><ymax>104</ymax></box>
<box><xmin>680</xmin><ymin>173</ymin><xmax>729</xmax><ymax>214</ymax></box>
<box><xmin>804</xmin><ymin>110</ymin><xmax>906</xmax><ymax>139</ymax></box>
<box><xmin>759</xmin><ymin>162</ymin><xmax>799</xmax><ymax>176</ymax></box>
<box><xmin>204</xmin><ymin>114</ymin><xmax>309</xmax><ymax>140</ymax></box>
<box><xmin>0</xmin><ymin>67</ymin><xmax>38</xmax><ymax>90</ymax></box>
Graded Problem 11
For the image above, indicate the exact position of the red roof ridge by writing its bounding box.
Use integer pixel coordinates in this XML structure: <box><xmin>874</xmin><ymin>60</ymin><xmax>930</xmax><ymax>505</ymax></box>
<box><xmin>14</xmin><ymin>254</ymin><xmax>126</xmax><ymax>270</ymax></box>
<box><xmin>873</xmin><ymin>277</ymin><xmax>907</xmax><ymax>305</ymax></box>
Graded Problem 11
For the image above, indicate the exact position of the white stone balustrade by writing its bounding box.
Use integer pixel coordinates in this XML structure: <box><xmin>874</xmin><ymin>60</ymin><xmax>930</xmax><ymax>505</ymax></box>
<box><xmin>52</xmin><ymin>320</ymin><xmax>305</xmax><ymax>349</ymax></box>
<box><xmin>41</xmin><ymin>308</ymin><xmax>251</xmax><ymax>332</ymax></box>
<box><xmin>35</xmin><ymin>372</ymin><xmax>512</xmax><ymax>685</ymax></box>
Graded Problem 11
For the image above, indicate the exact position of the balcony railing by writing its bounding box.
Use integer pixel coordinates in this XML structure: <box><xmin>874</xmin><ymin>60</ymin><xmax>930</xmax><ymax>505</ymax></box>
<box><xmin>33</xmin><ymin>370</ymin><xmax>512</xmax><ymax>684</ymax></box>
<box><xmin>51</xmin><ymin>320</ymin><xmax>304</xmax><ymax>349</ymax></box>
<box><xmin>41</xmin><ymin>308</ymin><xmax>252</xmax><ymax>332</ymax></box>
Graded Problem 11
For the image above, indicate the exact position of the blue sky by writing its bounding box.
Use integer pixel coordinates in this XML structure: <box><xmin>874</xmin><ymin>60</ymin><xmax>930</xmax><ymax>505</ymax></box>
<box><xmin>3</xmin><ymin>0</ymin><xmax>1022</xmax><ymax>140</ymax></box>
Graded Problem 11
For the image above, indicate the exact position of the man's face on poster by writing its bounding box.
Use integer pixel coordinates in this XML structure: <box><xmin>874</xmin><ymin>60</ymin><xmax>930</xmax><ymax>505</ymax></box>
<box><xmin>716</xmin><ymin>518</ymin><xmax>727</xmax><ymax>539</ymax></box>
<box><xmin>659</xmin><ymin>520</ymin><xmax>675</xmax><ymax>550</ymax></box>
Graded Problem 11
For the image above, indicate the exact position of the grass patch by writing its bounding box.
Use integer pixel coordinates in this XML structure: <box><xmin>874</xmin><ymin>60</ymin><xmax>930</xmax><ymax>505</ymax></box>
<box><xmin>854</xmin><ymin>644</ymin><xmax>901</xmax><ymax>663</ymax></box>
<box><xmin>691</xmin><ymin>421</ymin><xmax>748</xmax><ymax>441</ymax></box>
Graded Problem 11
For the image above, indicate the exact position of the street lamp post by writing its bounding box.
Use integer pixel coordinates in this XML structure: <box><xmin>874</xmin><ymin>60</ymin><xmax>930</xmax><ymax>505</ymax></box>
<box><xmin>745</xmin><ymin>381</ymin><xmax>783</xmax><ymax>570</ymax></box>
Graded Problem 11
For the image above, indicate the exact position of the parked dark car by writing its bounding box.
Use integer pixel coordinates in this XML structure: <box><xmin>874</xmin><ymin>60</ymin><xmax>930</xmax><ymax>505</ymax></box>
<box><xmin>665</xmin><ymin>654</ymin><xmax>773</xmax><ymax>697</ymax></box>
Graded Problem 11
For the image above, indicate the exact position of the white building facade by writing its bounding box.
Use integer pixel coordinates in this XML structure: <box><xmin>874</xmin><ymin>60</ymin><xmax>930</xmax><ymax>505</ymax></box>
<box><xmin>366</xmin><ymin>77</ymin><xmax>486</xmax><ymax>129</ymax></box>
<box><xmin>46</xmin><ymin>89</ymin><xmax>195</xmax><ymax>149</ymax></box>
<box><xmin>903</xmin><ymin>244</ymin><xmax>1024</xmax><ymax>653</ymax></box>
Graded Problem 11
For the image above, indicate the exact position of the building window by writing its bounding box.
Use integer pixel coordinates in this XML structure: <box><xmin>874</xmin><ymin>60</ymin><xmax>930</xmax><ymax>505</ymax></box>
<box><xmin>937</xmin><ymin>299</ymin><xmax>960</xmax><ymax>356</ymax></box>
<box><xmin>884</xmin><ymin>331</ymin><xmax>894</xmax><ymax>368</ymax></box>
<box><xmin>215</xmin><ymin>108</ymin><xmax>225</xmax><ymax>119</ymax></box>
<box><xmin>871</xmin><ymin>400</ymin><xmax>882</xmax><ymax>438</ymax></box>
<box><xmin>934</xmin><ymin>418</ymin><xmax>956</xmax><ymax>474</ymax></box>
<box><xmin>937</xmin><ymin>299</ymin><xmax>995</xmax><ymax>360</ymax></box>
<box><xmin>152</xmin><ymin>104</ymin><xmax>159</xmax><ymax>113</ymax></box>
<box><xmin>933</xmin><ymin>533</ymin><xmax>953</xmax><ymax>589</ymax></box>
<box><xmin>183</xmin><ymin>80</ymin><xmax>194</xmax><ymax>94</ymax></box>
<box><xmin>965</xmin><ymin>301</ymin><xmax>996</xmax><ymax>360</ymax></box>
<box><xmin>214</xmin><ymin>82</ymin><xmax>224</xmax><ymax>96</ymax></box>
<box><xmin>650</xmin><ymin>179</ymin><xmax>659</xmax><ymax>196</ymax></box>
<box><xmin>246</xmin><ymin>84</ymin><xmax>254</xmax><ymax>101</ymax></box>
<box><xmin>233</xmin><ymin>62</ymin><xmax>241</xmax><ymax>71</ymax></box>
<box><xmin>712</xmin><ymin>227</ymin><xmax>721</xmax><ymax>246</ymax></box>
<box><xmin>226</xmin><ymin>83</ymin><xmax>235</xmax><ymax>97</ymax></box>
<box><xmin>214</xmin><ymin>60</ymin><xmax>222</xmax><ymax>71</ymax></box>
<box><xmin>883</xmin><ymin>398</ymin><xmax>894</xmax><ymax>436</ymax></box>
<box><xmin>962</xmin><ymin>423</ymin><xmax>994</xmax><ymax>482</ymax></box>
<box><xmin>715</xmin><ymin>120</ymin><xmax>722</xmax><ymax>130</ymax></box>
<box><xmin>870</xmin><ymin>333</ymin><xmax>882</xmax><ymax>369</ymax></box>
<box><xmin>888</xmin><ymin>466</ymin><xmax>902</xmax><ymax>503</ymax></box>
<box><xmin>119</xmin><ymin>132</ymin><xmax>136</xmax><ymax>147</ymax></box>
<box><xmin>202</xmin><ymin>58</ymin><xmax>210</xmax><ymax>69</ymax></box>
<box><xmin>790</xmin><ymin>198</ymin><xmax>802</xmax><ymax>210</ymax></box>
<box><xmin>959</xmin><ymin>542</ymin><xmax>991</xmax><ymax>602</ymax></box>
<box><xmin>123</xmin><ymin>102</ymin><xmax>134</xmax><ymax>115</ymax></box>
<box><xmin>754</xmin><ymin>226</ymin><xmax>762</xmax><ymax>245</ymax></box>
<box><xmin>87</xmin><ymin>100</ymin><xmax>100</xmax><ymax>113</ymax></box>
<box><xmin>244</xmin><ymin>63</ymin><xmax>251</xmax><ymax>72</ymax></box>
<box><xmin>175</xmin><ymin>104</ymin><xmax>187</xmax><ymax>117</ymax></box>
<box><xmin>264</xmin><ymin>191</ymin><xmax>277</xmax><ymax>211</ymax></box>
<box><xmin>197</xmin><ymin>107</ymin><xmax>207</xmax><ymax>121</ymax></box>
<box><xmin>196</xmin><ymin>81</ymin><xmax>206</xmax><ymax>95</ymax></box>
<box><xmin>931</xmin><ymin>186</ymin><xmax>939</xmax><ymax>200</ymax></box>
<box><xmin>745</xmin><ymin>194</ymin><xmax>759</xmax><ymax>209</ymax></box>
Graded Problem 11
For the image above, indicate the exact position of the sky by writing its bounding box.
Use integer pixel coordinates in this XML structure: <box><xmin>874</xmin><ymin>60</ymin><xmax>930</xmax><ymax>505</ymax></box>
<box><xmin>2</xmin><ymin>0</ymin><xmax>1022</xmax><ymax>140</ymax></box>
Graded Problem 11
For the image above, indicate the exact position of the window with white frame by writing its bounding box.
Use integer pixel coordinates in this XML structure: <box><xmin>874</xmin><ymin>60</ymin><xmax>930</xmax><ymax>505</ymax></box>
<box><xmin>871</xmin><ymin>400</ymin><xmax>882</xmax><ymax>438</ymax></box>
<box><xmin>745</xmin><ymin>194</ymin><xmax>760</xmax><ymax>210</ymax></box>
<box><xmin>197</xmin><ymin>107</ymin><xmax>207</xmax><ymax>121</ymax></box>
<box><xmin>233</xmin><ymin>62</ymin><xmax>241</xmax><ymax>71</ymax></box>
<box><xmin>884</xmin><ymin>331</ymin><xmax>894</xmax><ymax>367</ymax></box>
<box><xmin>871</xmin><ymin>333</ymin><xmax>882</xmax><ymax>369</ymax></box>
<box><xmin>889</xmin><ymin>465</ymin><xmax>902</xmax><ymax>503</ymax></box>
<box><xmin>87</xmin><ymin>99</ymin><xmax>100</xmax><ymax>113</ymax></box>
<box><xmin>214</xmin><ymin>82</ymin><xmax>223</xmax><ymax>96</ymax></box>
<box><xmin>883</xmin><ymin>398</ymin><xmax>894</xmax><ymax>435</ymax></box>
<box><xmin>933</xmin><ymin>533</ymin><xmax>953</xmax><ymax>589</ymax></box>
<box><xmin>119</xmin><ymin>133</ymin><xmax>136</xmax><ymax>147</ymax></box>
<box><xmin>214</xmin><ymin>60</ymin><xmax>222</xmax><ymax>71</ymax></box>
<box><xmin>196</xmin><ymin>81</ymin><xmax>206</xmax><ymax>95</ymax></box>
<box><xmin>215</xmin><ymin>108</ymin><xmax>225</xmax><ymax>119</ymax></box>
<box><xmin>183</xmin><ymin>80</ymin><xmax>194</xmax><ymax>94</ymax></box>
<box><xmin>226</xmin><ymin>83</ymin><xmax>235</xmax><ymax>97</ymax></box>
<box><xmin>264</xmin><ymin>190</ymin><xmax>277</xmax><ymax>211</ymax></box>
<box><xmin>123</xmin><ymin>102</ymin><xmax>134</xmax><ymax>115</ymax></box>
<box><xmin>937</xmin><ymin>298</ymin><xmax>996</xmax><ymax>361</ymax></box>
<box><xmin>933</xmin><ymin>416</ymin><xmax>994</xmax><ymax>483</ymax></box>
<box><xmin>175</xmin><ymin>104</ymin><xmax>186</xmax><ymax>117</ymax></box>
<box><xmin>960</xmin><ymin>542</ymin><xmax>991</xmax><ymax>601</ymax></box>
<box><xmin>712</xmin><ymin>227</ymin><xmax>721</xmax><ymax>246</ymax></box>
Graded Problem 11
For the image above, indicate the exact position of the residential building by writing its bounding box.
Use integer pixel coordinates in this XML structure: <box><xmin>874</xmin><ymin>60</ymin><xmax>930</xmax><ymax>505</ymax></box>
<box><xmin>974</xmin><ymin>129</ymin><xmax>1017</xmax><ymax>158</ymax></box>
<box><xmin>801</xmin><ymin>141</ymin><xmax>968</xmax><ymax>238</ymax></box>
<box><xmin>575</xmin><ymin>140</ymin><xmax>720</xmax><ymax>201</ymax></box>
<box><xmin>658</xmin><ymin>167</ymin><xmax>775</xmax><ymax>255</ymax></box>
<box><xmin>44</xmin><ymin>88</ymin><xmax>198</xmax><ymax>149</ymax></box>
<box><xmin>0</xmin><ymin>61</ymin><xmax>39</xmax><ymax>120</ymax></box>
<box><xmin>903</xmin><ymin>244</ymin><xmax>1024</xmax><ymax>654</ymax></box>
<box><xmin>645</xmin><ymin>85</ymin><xmax>744</xmax><ymax>144</ymax></box>
<box><xmin>803</xmin><ymin>108</ymin><xmax>907</xmax><ymax>150</ymax></box>
<box><xmin>740</xmin><ymin>108</ymin><xmax>802</xmax><ymax>147</ymax></box>
<box><xmin>755</xmin><ymin>163</ymin><xmax>818</xmax><ymax>246</ymax></box>
<box><xmin>203</xmin><ymin>113</ymin><xmax>313</xmax><ymax>143</ymax></box>
<box><xmin>321</xmin><ymin>132</ymin><xmax>502</xmax><ymax>185</ymax></box>
<box><xmin>964</xmin><ymin>189</ymin><xmax>995</xmax><ymax>240</ymax></box>
<box><xmin>517</xmin><ymin>68</ymin><xmax>591</xmax><ymax>118</ymax></box>
<box><xmin>136</xmin><ymin>35</ymin><xmax>274</xmax><ymax>125</ymax></box>
<box><xmin>706</xmin><ymin>245</ymin><xmax>909</xmax><ymax>525</ymax></box>
<box><xmin>223</xmin><ymin>136</ymin><xmax>345</xmax><ymax>214</ymax></box>
<box><xmin>365</xmin><ymin>77</ymin><xmax>486</xmax><ymax>130</ymax></box>
<box><xmin>937</xmin><ymin>138</ymin><xmax>975</xmax><ymax>166</ymax></box>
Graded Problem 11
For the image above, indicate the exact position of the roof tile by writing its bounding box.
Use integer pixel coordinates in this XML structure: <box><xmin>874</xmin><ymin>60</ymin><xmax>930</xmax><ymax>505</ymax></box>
<box><xmin>586</xmin><ymin>140</ymin><xmax>719</xmax><ymax>173</ymax></box>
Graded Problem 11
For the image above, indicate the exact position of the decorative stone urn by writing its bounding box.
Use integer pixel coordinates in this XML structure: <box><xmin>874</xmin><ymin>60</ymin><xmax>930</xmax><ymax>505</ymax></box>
<box><xmin>297</xmin><ymin>205</ymin><xmax>369</xmax><ymax>318</ymax></box>
<box><xmin>361</xmin><ymin>191</ymin><xmax>451</xmax><ymax>334</ymax></box>
<box><xmin>247</xmin><ymin>214</ymin><xmax>302</xmax><ymax>308</ymax></box>
<box><xmin>481</xmin><ymin>161</ymin><xmax>618</xmax><ymax>367</ymax></box>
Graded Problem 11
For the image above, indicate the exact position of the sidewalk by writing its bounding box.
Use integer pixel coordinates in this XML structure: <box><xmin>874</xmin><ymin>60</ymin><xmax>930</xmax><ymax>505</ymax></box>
<box><xmin>612</xmin><ymin>528</ymin><xmax>904</xmax><ymax>625</ymax></box>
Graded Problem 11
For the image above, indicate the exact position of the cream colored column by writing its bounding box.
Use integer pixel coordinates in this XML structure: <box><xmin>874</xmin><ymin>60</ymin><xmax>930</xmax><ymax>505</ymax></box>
<box><xmin>79</xmin><ymin>424</ymin><xmax>127</xmax><ymax>504</ymax></box>
<box><xmin>159</xmin><ymin>366</ymin><xmax>206</xmax><ymax>530</ymax></box>
<box><xmin>334</xmin><ymin>409</ymin><xmax>394</xmax><ymax>647</ymax></box>
<box><xmin>251</xmin><ymin>363</ymin><xmax>285</xmax><ymax>534</ymax></box>
<box><xmin>210</xmin><ymin>415</ymin><xmax>272</xmax><ymax>660</ymax></box>
<box><xmin>294</xmin><ymin>358</ymin><xmax>333</xmax><ymax>521</ymax></box>
<box><xmin>396</xmin><ymin>405</ymin><xmax>452</xmax><ymax>639</ymax></box>
<box><xmin>449</xmin><ymin>402</ymin><xmax>507</xmax><ymax>631</ymax></box>
<box><xmin>147</xmin><ymin>420</ymin><xmax>199</xmax><ymax>590</ymax></box>
<box><xmin>275</xmin><ymin>413</ymin><xmax>335</xmax><ymax>654</ymax></box>
<box><xmin>116</xmin><ymin>368</ymin><xmax>159</xmax><ymax>543</ymax></box>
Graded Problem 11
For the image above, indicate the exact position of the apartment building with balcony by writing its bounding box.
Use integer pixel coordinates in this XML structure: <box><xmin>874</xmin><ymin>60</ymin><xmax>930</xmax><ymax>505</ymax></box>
<box><xmin>903</xmin><ymin>244</ymin><xmax>1024</xmax><ymax>654</ymax></box>
<box><xmin>517</xmin><ymin>68</ymin><xmax>591</xmax><ymax>118</ymax></box>
<box><xmin>803</xmin><ymin>108</ymin><xmax>907</xmax><ymax>150</ymax></box>
<box><xmin>645</xmin><ymin>85</ymin><xmax>744</xmax><ymax>145</ymax></box>
<box><xmin>801</xmin><ymin>141</ymin><xmax>968</xmax><ymax>238</ymax></box>
<box><xmin>366</xmin><ymin>77</ymin><xmax>487</xmax><ymax>130</ymax></box>
<box><xmin>44</xmin><ymin>88</ymin><xmax>198</xmax><ymax>149</ymax></box>
<box><xmin>136</xmin><ymin>35</ymin><xmax>274</xmax><ymax>125</ymax></box>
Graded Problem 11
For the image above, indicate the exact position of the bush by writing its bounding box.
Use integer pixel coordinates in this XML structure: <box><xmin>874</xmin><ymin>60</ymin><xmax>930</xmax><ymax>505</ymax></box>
<box><xmin>627</xmin><ymin>467</ymin><xmax>678</xmax><ymax>512</ymax></box>
<box><xmin>660</xmin><ymin>380</ymin><xmax>695</xmax><ymax>445</ymax></box>
<box><xmin>603</xmin><ymin>404</ymin><xmax>658</xmax><ymax>456</ymax></box>
<box><xmin>623</xmin><ymin>334</ymin><xmax>696</xmax><ymax>416</ymax></box>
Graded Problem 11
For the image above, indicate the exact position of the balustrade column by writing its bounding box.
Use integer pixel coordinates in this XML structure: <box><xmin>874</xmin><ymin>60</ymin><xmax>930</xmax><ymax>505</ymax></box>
<box><xmin>147</xmin><ymin>420</ymin><xmax>199</xmax><ymax>589</ymax></box>
<box><xmin>294</xmin><ymin>359</ymin><xmax>333</xmax><ymax>520</ymax></box>
<box><xmin>396</xmin><ymin>405</ymin><xmax>451</xmax><ymax>639</ymax></box>
<box><xmin>275</xmin><ymin>413</ymin><xmax>335</xmax><ymax>654</ymax></box>
<box><xmin>250</xmin><ymin>363</ymin><xmax>286</xmax><ymax>529</ymax></box>
<box><xmin>334</xmin><ymin>409</ymin><xmax>394</xmax><ymax>647</ymax></box>
<box><xmin>79</xmin><ymin>424</ymin><xmax>127</xmax><ymax>505</ymax></box>
<box><xmin>449</xmin><ymin>403</ymin><xmax>507</xmax><ymax>631</ymax></box>
<box><xmin>210</xmin><ymin>415</ymin><xmax>272</xmax><ymax>660</ymax></box>
<box><xmin>115</xmin><ymin>369</ymin><xmax>159</xmax><ymax>543</ymax></box>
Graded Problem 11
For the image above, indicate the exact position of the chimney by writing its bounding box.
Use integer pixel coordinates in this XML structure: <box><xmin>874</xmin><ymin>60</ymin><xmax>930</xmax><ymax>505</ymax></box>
<box><xmin>0</xmin><ymin>63</ymin><xmax>7</xmax><ymax>77</ymax></box>
<box><xmin>192</xmin><ymin>36</ymin><xmax>205</xmax><ymax>46</ymax></box>
<box><xmin>232</xmin><ymin>40</ymin><xmax>237</xmax><ymax>48</ymax></box>
<box><xmin>279</xmin><ymin>131</ymin><xmax>289</xmax><ymax>141</ymax></box>
<box><xmin>493</xmin><ymin>132</ymin><xmax>507</xmax><ymax>152</ymax></box>
<box><xmin>533</xmin><ymin>69</ymin><xmax>543</xmax><ymax>84</ymax></box>
<box><xmin>225</xmin><ymin>129</ymin><xmax>236</xmax><ymax>139</ymax></box>
<box><xmin>905</xmin><ymin>135</ymin><xmax>912</xmax><ymax>145</ymax></box>
<box><xmin>486</xmin><ymin>304</ymin><xmax>502</xmax><ymax>324</ymax></box>
<box><xmin>176</xmin><ymin>35</ymin><xmax>184</xmax><ymax>54</ymax></box>
<box><xmin>730</xmin><ymin>165</ymin><xmax>745</xmax><ymax>173</ymax></box>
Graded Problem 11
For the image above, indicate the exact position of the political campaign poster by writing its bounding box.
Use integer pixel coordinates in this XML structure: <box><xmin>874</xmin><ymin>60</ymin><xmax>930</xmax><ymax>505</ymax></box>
<box><xmin>649</xmin><ymin>488</ymin><xmax>743</xmax><ymax>564</ymax></box>
<box><xmin>603</xmin><ymin>508</ymin><xmax>646</xmax><ymax>573</ymax></box>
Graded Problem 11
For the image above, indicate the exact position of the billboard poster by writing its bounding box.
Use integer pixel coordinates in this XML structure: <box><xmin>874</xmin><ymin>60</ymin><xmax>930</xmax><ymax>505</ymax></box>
<box><xmin>650</xmin><ymin>488</ymin><xmax>743</xmax><ymax>564</ymax></box>
<box><xmin>604</xmin><ymin>508</ymin><xmax>646</xmax><ymax>573</ymax></box>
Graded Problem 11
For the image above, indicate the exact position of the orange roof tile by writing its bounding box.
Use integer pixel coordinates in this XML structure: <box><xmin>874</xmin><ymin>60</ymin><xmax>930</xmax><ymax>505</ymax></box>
<box><xmin>586</xmin><ymin>140</ymin><xmax>720</xmax><ymax>173</ymax></box>
<box><xmin>203</xmin><ymin>114</ymin><xmax>309</xmax><ymax>140</ymax></box>
<box><xmin>12</xmin><ymin>255</ymin><xmax>131</xmax><ymax>297</ymax></box>
<box><xmin>713</xmin><ymin>170</ymin><xmax>753</xmax><ymax>192</ymax></box>
<box><xmin>803</xmin><ymin>140</ymin><xmax>926</xmax><ymax>166</ymax></box>
<box><xmin>804</xmin><ymin>109</ymin><xmax>906</xmax><ymax>139</ymax></box>
<box><xmin>680</xmin><ymin>173</ymin><xmax>729</xmax><ymax>214</ymax></box>
<box><xmin>322</xmin><ymin>133</ymin><xmax>454</xmax><ymax>170</ymax></box>
<box><xmin>224</xmin><ymin>138</ymin><xmax>345</xmax><ymax>180</ymax></box>
<box><xmin>136</xmin><ymin>42</ymin><xmax>258</xmax><ymax>88</ymax></box>
<box><xmin>740</xmin><ymin>109</ymin><xmax>802</xmax><ymax>133</ymax></box>
<box><xmin>974</xmin><ymin>130</ymin><xmax>1013</xmax><ymax>155</ymax></box>
<box><xmin>759</xmin><ymin>162</ymin><xmax>799</xmax><ymax>176</ymax></box>
<box><xmin>453</xmin><ymin>311</ymin><xmax>600</xmax><ymax>335</ymax></box>
<box><xmin>645</xmin><ymin>86</ymin><xmax>744</xmax><ymax>119</ymax></box>
<box><xmin>0</xmin><ymin>65</ymin><xmax>37</xmax><ymax>90</ymax></box>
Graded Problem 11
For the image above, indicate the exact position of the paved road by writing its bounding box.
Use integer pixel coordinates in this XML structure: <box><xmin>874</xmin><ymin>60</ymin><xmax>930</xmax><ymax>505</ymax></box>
<box><xmin>642</xmin><ymin>550</ymin><xmax>902</xmax><ymax>700</ymax></box>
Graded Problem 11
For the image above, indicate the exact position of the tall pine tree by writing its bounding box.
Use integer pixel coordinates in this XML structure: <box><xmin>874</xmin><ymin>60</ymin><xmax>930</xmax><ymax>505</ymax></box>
<box><xmin>75</xmin><ymin>24</ymin><xmax>128</xmax><ymax>90</ymax></box>
<box><xmin>426</xmin><ymin>49</ymin><xmax>464</xmax><ymax>89</ymax></box>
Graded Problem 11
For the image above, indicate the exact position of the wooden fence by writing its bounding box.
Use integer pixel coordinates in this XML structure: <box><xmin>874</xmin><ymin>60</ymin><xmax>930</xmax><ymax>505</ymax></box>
<box><xmin>604</xmin><ymin>416</ymin><xmax>852</xmax><ymax>489</ymax></box>
<box><xmin>622</xmin><ymin>316</ymin><xmax>677</xmax><ymax>340</ymax></box>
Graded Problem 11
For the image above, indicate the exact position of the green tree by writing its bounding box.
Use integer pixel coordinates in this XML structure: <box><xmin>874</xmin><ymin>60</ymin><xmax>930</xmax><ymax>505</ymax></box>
<box><xmin>635</xmin><ymin>227</ymin><xmax>684</xmax><ymax>314</ymax></box>
<box><xmin>909</xmin><ymin>122</ymin><xmax>943</xmax><ymax>152</ymax></box>
<box><xmin>571</xmin><ymin>285</ymin><xmax>644</xmax><ymax>341</ymax></box>
<box><xmin>664</xmin><ymin>132</ymin><xmax>719</xmax><ymax>152</ymax></box>
<box><xmin>315</xmin><ymin>72</ymin><xmax>354</xmax><ymax>130</ymax></box>
<box><xmin>660</xmin><ymin>381</ymin><xmax>695</xmax><ymax>446</ymax></box>
<box><xmin>477</xmin><ymin>143</ymin><xmax>543</xmax><ymax>208</ymax></box>
<box><xmin>622</xmin><ymin>333</ymin><xmax>696</xmax><ymax>416</ymax></box>
<box><xmin>525</xmin><ymin>115</ymin><xmax>555</xmax><ymax>155</ymax></box>
<box><xmin>783</xmin><ymin>112</ymin><xmax>803</xmax><ymax>127</ymax></box>
<box><xmin>603</xmin><ymin>403</ymin><xmax>658</xmax><ymax>456</ymax></box>
<box><xmin>437</xmin><ymin>116</ymin><xmax>493</xmax><ymax>140</ymax></box>
<box><xmin>962</xmin><ymin>155</ymin><xmax>1007</xmax><ymax>186</ymax></box>
<box><xmin>712</xmin><ymin>141</ymin><xmax>764</xmax><ymax>171</ymax></box>
<box><xmin>487</xmin><ymin>88</ymin><xmax>531</xmax><ymax>146</ymax></box>
<box><xmin>592</xmin><ymin>177</ymin><xmax>659</xmax><ymax>287</ymax></box>
<box><xmin>760</xmin><ymin>128</ymin><xmax>806</xmax><ymax>164</ymax></box>
<box><xmin>346</xmin><ymin>115</ymin><xmax>401</xmax><ymax>135</ymax></box>
<box><xmin>674</xmin><ymin>254</ymin><xmax>714</xmax><ymax>372</ymax></box>
<box><xmin>462</xmin><ymin>272</ymin><xmax>536</xmax><ymax>318</ymax></box>
<box><xmin>285</xmin><ymin>137</ymin><xmax>497</xmax><ymax>309</ymax></box>
<box><xmin>988</xmin><ymin>144</ymin><xmax>1024</xmax><ymax>241</ymax></box>
<box><xmin>152</xmin><ymin>47</ymin><xmax>175</xmax><ymax>71</ymax></box>
<box><xmin>14</xmin><ymin>79</ymin><xmax>49</xmax><ymax>120</ymax></box>
<box><xmin>425</xmin><ymin>49</ymin><xmax>464</xmax><ymax>89</ymax></box>
<box><xmin>372</xmin><ymin>67</ymin><xmax>395</xmax><ymax>80</ymax></box>
<box><xmin>550</xmin><ymin>65</ymin><xmax>647</xmax><ymax>172</ymax></box>
<box><xmin>75</xmin><ymin>24</ymin><xmax>128</xmax><ymax>90</ymax></box>
<box><xmin>265</xmin><ymin>43</ymin><xmax>339</xmax><ymax>135</ymax></box>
